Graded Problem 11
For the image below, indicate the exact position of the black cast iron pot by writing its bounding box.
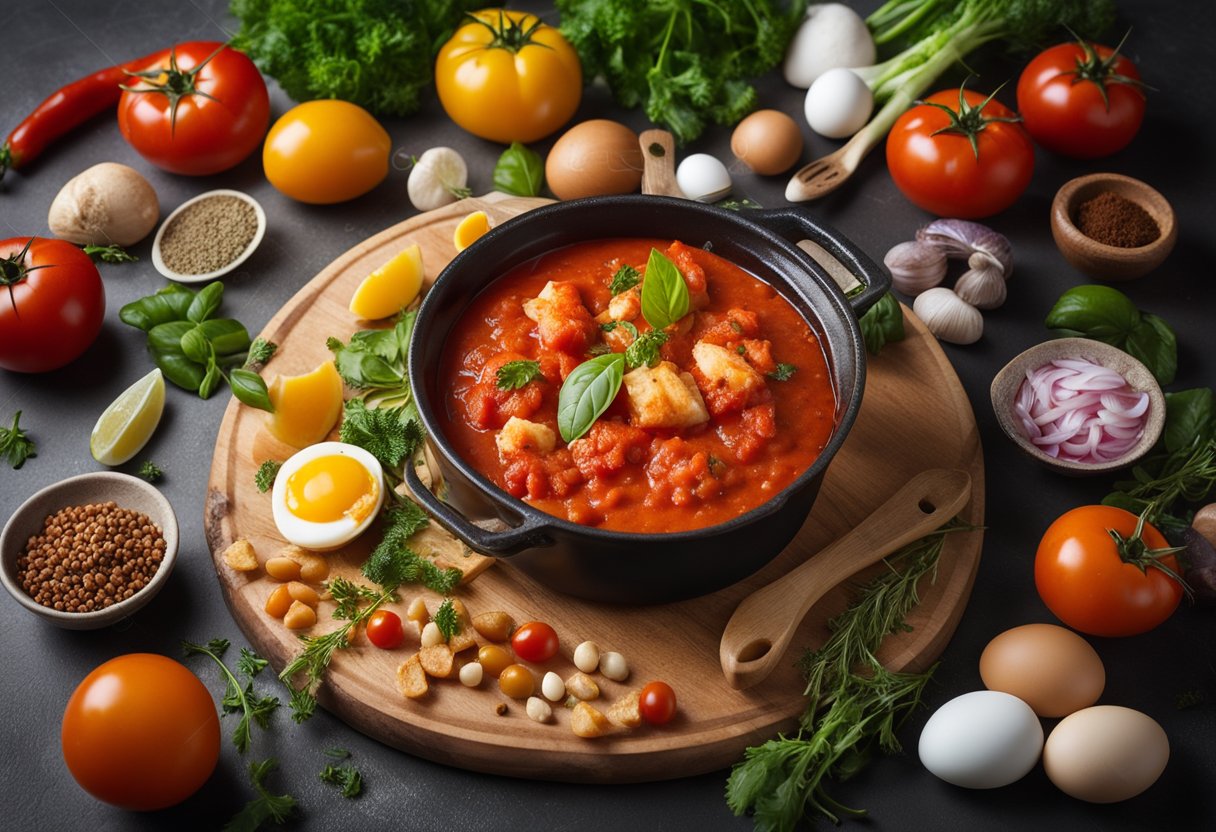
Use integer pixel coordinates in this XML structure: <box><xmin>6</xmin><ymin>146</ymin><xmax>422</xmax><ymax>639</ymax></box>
<box><xmin>406</xmin><ymin>195</ymin><xmax>888</xmax><ymax>604</ymax></box>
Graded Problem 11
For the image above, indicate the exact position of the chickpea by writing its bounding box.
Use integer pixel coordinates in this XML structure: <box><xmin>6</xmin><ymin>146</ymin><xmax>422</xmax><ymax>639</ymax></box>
<box><xmin>472</xmin><ymin>610</ymin><xmax>515</xmax><ymax>642</ymax></box>
<box><xmin>284</xmin><ymin>600</ymin><xmax>318</xmax><ymax>630</ymax></box>
<box><xmin>264</xmin><ymin>584</ymin><xmax>292</xmax><ymax>618</ymax></box>
<box><xmin>498</xmin><ymin>664</ymin><xmax>535</xmax><ymax>699</ymax></box>
<box><xmin>264</xmin><ymin>557</ymin><xmax>302</xmax><ymax>582</ymax></box>
<box><xmin>478</xmin><ymin>644</ymin><xmax>514</xmax><ymax>678</ymax></box>
<box><xmin>286</xmin><ymin>581</ymin><xmax>320</xmax><ymax>607</ymax></box>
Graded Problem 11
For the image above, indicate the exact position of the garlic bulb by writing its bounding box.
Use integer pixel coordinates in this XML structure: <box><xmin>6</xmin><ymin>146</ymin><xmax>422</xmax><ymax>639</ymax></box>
<box><xmin>917</xmin><ymin>219</ymin><xmax>1012</xmax><ymax>279</ymax></box>
<box><xmin>407</xmin><ymin>147</ymin><xmax>470</xmax><ymax>212</ymax></box>
<box><xmin>913</xmin><ymin>288</ymin><xmax>983</xmax><ymax>345</ymax></box>
<box><xmin>954</xmin><ymin>261</ymin><xmax>1006</xmax><ymax>309</ymax></box>
<box><xmin>884</xmin><ymin>240</ymin><xmax>947</xmax><ymax>295</ymax></box>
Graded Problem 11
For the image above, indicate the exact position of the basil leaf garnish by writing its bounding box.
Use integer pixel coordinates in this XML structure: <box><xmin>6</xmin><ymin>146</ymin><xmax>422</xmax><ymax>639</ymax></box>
<box><xmin>492</xmin><ymin>142</ymin><xmax>544</xmax><ymax>197</ymax></box>
<box><xmin>640</xmin><ymin>248</ymin><xmax>689</xmax><ymax>331</ymax></box>
<box><xmin>557</xmin><ymin>353</ymin><xmax>625</xmax><ymax>442</ymax></box>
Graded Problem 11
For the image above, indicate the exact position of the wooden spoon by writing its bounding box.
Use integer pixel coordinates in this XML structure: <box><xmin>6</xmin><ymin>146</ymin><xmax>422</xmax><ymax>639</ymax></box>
<box><xmin>639</xmin><ymin>129</ymin><xmax>685</xmax><ymax>198</ymax></box>
<box><xmin>784</xmin><ymin>129</ymin><xmax>872</xmax><ymax>202</ymax></box>
<box><xmin>720</xmin><ymin>468</ymin><xmax>972</xmax><ymax>690</ymax></box>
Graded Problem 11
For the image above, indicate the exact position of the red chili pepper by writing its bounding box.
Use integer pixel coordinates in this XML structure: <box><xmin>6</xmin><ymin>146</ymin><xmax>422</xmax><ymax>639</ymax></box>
<box><xmin>0</xmin><ymin>47</ymin><xmax>171</xmax><ymax>181</ymax></box>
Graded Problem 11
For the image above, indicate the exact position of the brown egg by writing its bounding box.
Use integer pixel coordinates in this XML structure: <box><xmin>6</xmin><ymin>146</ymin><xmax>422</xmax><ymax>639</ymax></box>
<box><xmin>545</xmin><ymin>120</ymin><xmax>643</xmax><ymax>200</ymax></box>
<box><xmin>730</xmin><ymin>109</ymin><xmax>804</xmax><ymax>176</ymax></box>
<box><xmin>979</xmin><ymin>623</ymin><xmax>1104</xmax><ymax>717</ymax></box>
<box><xmin>1043</xmin><ymin>706</ymin><xmax>1169</xmax><ymax>803</ymax></box>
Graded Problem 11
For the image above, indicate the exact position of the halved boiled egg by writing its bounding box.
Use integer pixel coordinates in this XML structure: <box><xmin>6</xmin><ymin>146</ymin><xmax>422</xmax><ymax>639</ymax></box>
<box><xmin>271</xmin><ymin>441</ymin><xmax>385</xmax><ymax>551</ymax></box>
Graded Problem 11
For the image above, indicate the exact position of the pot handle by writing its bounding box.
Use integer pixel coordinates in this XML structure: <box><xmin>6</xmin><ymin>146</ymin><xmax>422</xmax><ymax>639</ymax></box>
<box><xmin>403</xmin><ymin>463</ymin><xmax>552</xmax><ymax>557</ymax></box>
<box><xmin>752</xmin><ymin>207</ymin><xmax>890</xmax><ymax>316</ymax></box>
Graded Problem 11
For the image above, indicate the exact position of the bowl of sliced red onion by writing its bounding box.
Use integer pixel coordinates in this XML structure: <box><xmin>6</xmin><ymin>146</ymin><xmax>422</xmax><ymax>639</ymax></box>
<box><xmin>990</xmin><ymin>338</ymin><xmax>1165</xmax><ymax>475</ymax></box>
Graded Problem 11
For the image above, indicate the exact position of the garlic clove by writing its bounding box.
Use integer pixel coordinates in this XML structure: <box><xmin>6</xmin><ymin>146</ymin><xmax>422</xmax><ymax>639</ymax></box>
<box><xmin>913</xmin><ymin>287</ymin><xmax>983</xmax><ymax>345</ymax></box>
<box><xmin>917</xmin><ymin>219</ymin><xmax>1012</xmax><ymax>279</ymax></box>
<box><xmin>884</xmin><ymin>240</ymin><xmax>947</xmax><ymax>296</ymax></box>
<box><xmin>955</xmin><ymin>265</ymin><xmax>1007</xmax><ymax>310</ymax></box>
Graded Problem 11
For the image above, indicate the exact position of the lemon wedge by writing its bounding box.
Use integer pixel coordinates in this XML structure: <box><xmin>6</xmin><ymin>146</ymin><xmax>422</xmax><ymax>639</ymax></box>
<box><xmin>453</xmin><ymin>210</ymin><xmax>490</xmax><ymax>252</ymax></box>
<box><xmin>266</xmin><ymin>360</ymin><xmax>344</xmax><ymax>448</ymax></box>
<box><xmin>348</xmin><ymin>243</ymin><xmax>423</xmax><ymax>320</ymax></box>
<box><xmin>90</xmin><ymin>368</ymin><xmax>166</xmax><ymax>466</ymax></box>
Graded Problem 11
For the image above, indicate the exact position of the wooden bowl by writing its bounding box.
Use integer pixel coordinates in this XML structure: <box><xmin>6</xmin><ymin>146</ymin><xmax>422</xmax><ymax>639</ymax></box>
<box><xmin>990</xmin><ymin>338</ymin><xmax>1164</xmax><ymax>476</ymax></box>
<box><xmin>1051</xmin><ymin>173</ymin><xmax>1176</xmax><ymax>281</ymax></box>
<box><xmin>0</xmin><ymin>472</ymin><xmax>179</xmax><ymax>629</ymax></box>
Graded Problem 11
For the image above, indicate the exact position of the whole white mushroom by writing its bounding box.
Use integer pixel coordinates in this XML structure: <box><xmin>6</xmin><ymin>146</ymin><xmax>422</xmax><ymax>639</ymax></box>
<box><xmin>48</xmin><ymin>162</ymin><xmax>159</xmax><ymax>247</ymax></box>
<box><xmin>783</xmin><ymin>4</ymin><xmax>877</xmax><ymax>89</ymax></box>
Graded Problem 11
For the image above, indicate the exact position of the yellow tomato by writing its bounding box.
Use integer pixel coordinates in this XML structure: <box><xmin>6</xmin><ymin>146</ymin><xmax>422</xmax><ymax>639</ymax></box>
<box><xmin>436</xmin><ymin>9</ymin><xmax>582</xmax><ymax>144</ymax></box>
<box><xmin>263</xmin><ymin>100</ymin><xmax>391</xmax><ymax>204</ymax></box>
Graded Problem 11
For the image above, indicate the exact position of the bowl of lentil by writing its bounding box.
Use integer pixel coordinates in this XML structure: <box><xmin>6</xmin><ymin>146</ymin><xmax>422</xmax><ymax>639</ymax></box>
<box><xmin>0</xmin><ymin>472</ymin><xmax>178</xmax><ymax>629</ymax></box>
<box><xmin>1050</xmin><ymin>173</ymin><xmax>1176</xmax><ymax>282</ymax></box>
<box><xmin>151</xmin><ymin>189</ymin><xmax>266</xmax><ymax>283</ymax></box>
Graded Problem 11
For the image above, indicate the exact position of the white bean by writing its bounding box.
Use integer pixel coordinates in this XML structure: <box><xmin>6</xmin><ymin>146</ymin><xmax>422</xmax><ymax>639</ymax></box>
<box><xmin>459</xmin><ymin>662</ymin><xmax>483</xmax><ymax>688</ymax></box>
<box><xmin>526</xmin><ymin>696</ymin><xmax>553</xmax><ymax>723</ymax></box>
<box><xmin>420</xmin><ymin>621</ymin><xmax>443</xmax><ymax>647</ymax></box>
<box><xmin>573</xmin><ymin>641</ymin><xmax>600</xmax><ymax>673</ymax></box>
<box><xmin>542</xmin><ymin>671</ymin><xmax>566</xmax><ymax>702</ymax></box>
<box><xmin>599</xmin><ymin>651</ymin><xmax>629</xmax><ymax>682</ymax></box>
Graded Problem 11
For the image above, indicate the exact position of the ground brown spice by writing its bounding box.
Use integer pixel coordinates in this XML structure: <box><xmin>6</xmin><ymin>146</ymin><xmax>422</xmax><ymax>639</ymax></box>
<box><xmin>160</xmin><ymin>194</ymin><xmax>258</xmax><ymax>275</ymax></box>
<box><xmin>17</xmin><ymin>501</ymin><xmax>166</xmax><ymax>612</ymax></box>
<box><xmin>1075</xmin><ymin>191</ymin><xmax>1160</xmax><ymax>248</ymax></box>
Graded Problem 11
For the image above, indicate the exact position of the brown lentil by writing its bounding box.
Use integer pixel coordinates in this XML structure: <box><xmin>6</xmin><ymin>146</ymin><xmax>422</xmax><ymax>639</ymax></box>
<box><xmin>160</xmin><ymin>194</ymin><xmax>258</xmax><ymax>275</ymax></box>
<box><xmin>1075</xmin><ymin>191</ymin><xmax>1160</xmax><ymax>248</ymax></box>
<box><xmin>16</xmin><ymin>501</ymin><xmax>166</xmax><ymax>613</ymax></box>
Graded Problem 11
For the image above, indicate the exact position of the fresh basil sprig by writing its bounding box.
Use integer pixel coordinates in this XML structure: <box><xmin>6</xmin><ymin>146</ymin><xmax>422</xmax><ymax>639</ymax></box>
<box><xmin>640</xmin><ymin>248</ymin><xmax>689</xmax><ymax>330</ymax></box>
<box><xmin>557</xmin><ymin>353</ymin><xmax>625</xmax><ymax>442</ymax></box>
<box><xmin>1045</xmin><ymin>285</ymin><xmax>1177</xmax><ymax>384</ymax></box>
<box><xmin>858</xmin><ymin>292</ymin><xmax>905</xmax><ymax>356</ymax></box>
<box><xmin>492</xmin><ymin>142</ymin><xmax>544</xmax><ymax>197</ymax></box>
<box><xmin>120</xmin><ymin>281</ymin><xmax>276</xmax><ymax>411</ymax></box>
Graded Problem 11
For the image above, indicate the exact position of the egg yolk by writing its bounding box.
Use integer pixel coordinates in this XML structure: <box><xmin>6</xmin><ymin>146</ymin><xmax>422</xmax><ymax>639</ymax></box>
<box><xmin>285</xmin><ymin>455</ymin><xmax>377</xmax><ymax>523</ymax></box>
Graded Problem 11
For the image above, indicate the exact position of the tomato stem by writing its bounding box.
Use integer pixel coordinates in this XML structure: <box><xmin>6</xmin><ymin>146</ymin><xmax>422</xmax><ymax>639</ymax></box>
<box><xmin>120</xmin><ymin>43</ymin><xmax>226</xmax><ymax>135</ymax></box>
<box><xmin>1065</xmin><ymin>28</ymin><xmax>1151</xmax><ymax>112</ymax></box>
<box><xmin>0</xmin><ymin>142</ymin><xmax>11</xmax><ymax>181</ymax></box>
<box><xmin>920</xmin><ymin>78</ymin><xmax>1022</xmax><ymax>160</ymax></box>
<box><xmin>1107</xmin><ymin>507</ymin><xmax>1193</xmax><ymax>599</ymax></box>
<box><xmin>0</xmin><ymin>238</ymin><xmax>53</xmax><ymax>313</ymax></box>
<box><xmin>466</xmin><ymin>10</ymin><xmax>552</xmax><ymax>54</ymax></box>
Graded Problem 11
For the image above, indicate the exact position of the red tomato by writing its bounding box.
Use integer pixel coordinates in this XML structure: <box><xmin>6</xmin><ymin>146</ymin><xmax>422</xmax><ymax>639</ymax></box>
<box><xmin>367</xmin><ymin>609</ymin><xmax>405</xmax><ymax>650</ymax></box>
<box><xmin>1035</xmin><ymin>506</ymin><xmax>1184</xmax><ymax>637</ymax></box>
<box><xmin>639</xmin><ymin>681</ymin><xmax>677</xmax><ymax>725</ymax></box>
<box><xmin>117</xmin><ymin>42</ymin><xmax>269</xmax><ymax>176</ymax></box>
<box><xmin>885</xmin><ymin>87</ymin><xmax>1034</xmax><ymax>218</ymax></box>
<box><xmin>1017</xmin><ymin>38</ymin><xmax>1145</xmax><ymax>159</ymax></box>
<box><xmin>61</xmin><ymin>654</ymin><xmax>220</xmax><ymax>810</ymax></box>
<box><xmin>0</xmin><ymin>237</ymin><xmax>104</xmax><ymax>373</ymax></box>
<box><xmin>511</xmin><ymin>621</ymin><xmax>559</xmax><ymax>663</ymax></box>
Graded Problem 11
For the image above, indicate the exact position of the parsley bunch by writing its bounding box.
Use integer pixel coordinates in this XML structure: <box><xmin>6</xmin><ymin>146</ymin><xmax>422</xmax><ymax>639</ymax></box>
<box><xmin>225</xmin><ymin>759</ymin><xmax>296</xmax><ymax>832</ymax></box>
<box><xmin>0</xmin><ymin>411</ymin><xmax>36</xmax><ymax>469</ymax></box>
<box><xmin>182</xmin><ymin>638</ymin><xmax>280</xmax><ymax>754</ymax></box>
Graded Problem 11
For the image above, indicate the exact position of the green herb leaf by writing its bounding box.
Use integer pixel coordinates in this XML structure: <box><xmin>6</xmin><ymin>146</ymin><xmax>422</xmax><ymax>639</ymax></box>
<box><xmin>339</xmin><ymin>399</ymin><xmax>423</xmax><ymax>471</ymax></box>
<box><xmin>640</xmin><ymin>248</ymin><xmax>689</xmax><ymax>331</ymax></box>
<box><xmin>183</xmin><ymin>639</ymin><xmax>279</xmax><ymax>755</ymax></box>
<box><xmin>180</xmin><ymin>324</ymin><xmax>211</xmax><ymax>364</ymax></box>
<box><xmin>1163</xmin><ymin>389</ymin><xmax>1215</xmax><ymax>454</ymax></box>
<box><xmin>495</xmin><ymin>360</ymin><xmax>543</xmax><ymax>391</ymax></box>
<box><xmin>254</xmin><ymin>460</ymin><xmax>282</xmax><ymax>493</ymax></box>
<box><xmin>1126</xmin><ymin>313</ymin><xmax>1178</xmax><ymax>385</ymax></box>
<box><xmin>199</xmin><ymin>355</ymin><xmax>225</xmax><ymax>400</ymax></box>
<box><xmin>320</xmin><ymin>763</ymin><xmax>364</xmax><ymax>799</ymax></box>
<box><xmin>229</xmin><ymin>368</ymin><xmax>275</xmax><ymax>412</ymax></box>
<box><xmin>858</xmin><ymin>292</ymin><xmax>905</xmax><ymax>356</ymax></box>
<box><xmin>1045</xmin><ymin>284</ymin><xmax>1140</xmax><ymax>341</ymax></box>
<box><xmin>224</xmin><ymin>758</ymin><xmax>296</xmax><ymax>832</ymax></box>
<box><xmin>767</xmin><ymin>363</ymin><xmax>797</xmax><ymax>382</ymax></box>
<box><xmin>245</xmin><ymin>337</ymin><xmax>278</xmax><ymax>368</ymax></box>
<box><xmin>601</xmin><ymin>319</ymin><xmax>639</xmax><ymax>339</ymax></box>
<box><xmin>624</xmin><ymin>329</ymin><xmax>668</xmax><ymax>369</ymax></box>
<box><xmin>82</xmin><ymin>243</ymin><xmax>137</xmax><ymax>263</ymax></box>
<box><xmin>138</xmin><ymin>460</ymin><xmax>163</xmax><ymax>482</ymax></box>
<box><xmin>609</xmin><ymin>264</ymin><xmax>641</xmax><ymax>296</ymax></box>
<box><xmin>119</xmin><ymin>284</ymin><xmax>195</xmax><ymax>332</ymax></box>
<box><xmin>434</xmin><ymin>598</ymin><xmax>460</xmax><ymax>640</ymax></box>
<box><xmin>187</xmin><ymin>281</ymin><xmax>224</xmax><ymax>324</ymax></box>
<box><xmin>557</xmin><ymin>353</ymin><xmax>625</xmax><ymax>442</ymax></box>
<box><xmin>0</xmin><ymin>411</ymin><xmax>36</xmax><ymax>470</ymax></box>
<box><xmin>493</xmin><ymin>141</ymin><xmax>544</xmax><ymax>197</ymax></box>
<box><xmin>200</xmin><ymin>318</ymin><xmax>254</xmax><ymax>357</ymax></box>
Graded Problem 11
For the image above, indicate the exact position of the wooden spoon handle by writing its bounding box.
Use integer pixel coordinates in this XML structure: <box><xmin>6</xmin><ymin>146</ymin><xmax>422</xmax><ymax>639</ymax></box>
<box><xmin>639</xmin><ymin>129</ymin><xmax>684</xmax><ymax>198</ymax></box>
<box><xmin>784</xmin><ymin>131</ymin><xmax>870</xmax><ymax>202</ymax></box>
<box><xmin>720</xmin><ymin>468</ymin><xmax>972</xmax><ymax>690</ymax></box>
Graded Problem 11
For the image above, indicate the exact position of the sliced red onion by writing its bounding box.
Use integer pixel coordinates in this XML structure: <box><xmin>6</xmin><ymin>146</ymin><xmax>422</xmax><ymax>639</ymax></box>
<box><xmin>1013</xmin><ymin>356</ymin><xmax>1149</xmax><ymax>464</ymax></box>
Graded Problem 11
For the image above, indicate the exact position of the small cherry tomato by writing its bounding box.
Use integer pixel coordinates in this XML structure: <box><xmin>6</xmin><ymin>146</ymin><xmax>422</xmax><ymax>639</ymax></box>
<box><xmin>366</xmin><ymin>609</ymin><xmax>404</xmax><ymax>649</ymax></box>
<box><xmin>262</xmin><ymin>100</ymin><xmax>391</xmax><ymax>204</ymax></box>
<box><xmin>61</xmin><ymin>654</ymin><xmax>220</xmax><ymax>810</ymax></box>
<box><xmin>498</xmin><ymin>663</ymin><xmax>535</xmax><ymax>698</ymax></box>
<box><xmin>511</xmin><ymin>621</ymin><xmax>559</xmax><ymax>663</ymax></box>
<box><xmin>639</xmin><ymin>681</ymin><xmax>678</xmax><ymax>725</ymax></box>
<box><xmin>1035</xmin><ymin>505</ymin><xmax>1184</xmax><ymax>637</ymax></box>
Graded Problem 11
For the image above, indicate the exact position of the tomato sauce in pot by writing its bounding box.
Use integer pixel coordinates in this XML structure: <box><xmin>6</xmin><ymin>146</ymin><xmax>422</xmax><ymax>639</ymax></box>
<box><xmin>438</xmin><ymin>239</ymin><xmax>837</xmax><ymax>532</ymax></box>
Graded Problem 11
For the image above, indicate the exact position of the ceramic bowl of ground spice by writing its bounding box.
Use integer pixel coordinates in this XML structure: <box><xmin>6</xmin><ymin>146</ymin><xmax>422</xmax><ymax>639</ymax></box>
<box><xmin>1051</xmin><ymin>173</ymin><xmax>1176</xmax><ymax>281</ymax></box>
<box><xmin>0</xmin><ymin>472</ymin><xmax>179</xmax><ymax>629</ymax></box>
<box><xmin>152</xmin><ymin>189</ymin><xmax>266</xmax><ymax>283</ymax></box>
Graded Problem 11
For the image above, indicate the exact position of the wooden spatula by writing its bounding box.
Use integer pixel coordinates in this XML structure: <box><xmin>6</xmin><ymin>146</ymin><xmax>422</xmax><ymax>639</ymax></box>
<box><xmin>720</xmin><ymin>468</ymin><xmax>972</xmax><ymax>690</ymax></box>
<box><xmin>639</xmin><ymin>129</ymin><xmax>685</xmax><ymax>198</ymax></box>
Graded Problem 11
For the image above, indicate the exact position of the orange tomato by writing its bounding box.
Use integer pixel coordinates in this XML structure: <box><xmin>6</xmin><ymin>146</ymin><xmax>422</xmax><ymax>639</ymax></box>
<box><xmin>61</xmin><ymin>654</ymin><xmax>220</xmax><ymax>810</ymax></box>
<box><xmin>262</xmin><ymin>100</ymin><xmax>391</xmax><ymax>204</ymax></box>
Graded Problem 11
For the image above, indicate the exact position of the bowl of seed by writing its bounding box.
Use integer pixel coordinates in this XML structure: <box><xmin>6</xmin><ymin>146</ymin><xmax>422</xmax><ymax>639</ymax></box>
<box><xmin>1051</xmin><ymin>173</ymin><xmax>1176</xmax><ymax>281</ymax></box>
<box><xmin>0</xmin><ymin>472</ymin><xmax>179</xmax><ymax>629</ymax></box>
<box><xmin>151</xmin><ymin>188</ymin><xmax>266</xmax><ymax>283</ymax></box>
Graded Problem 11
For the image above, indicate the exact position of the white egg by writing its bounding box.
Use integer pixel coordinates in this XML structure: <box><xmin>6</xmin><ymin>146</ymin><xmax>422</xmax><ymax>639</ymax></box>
<box><xmin>676</xmin><ymin>153</ymin><xmax>732</xmax><ymax>202</ymax></box>
<box><xmin>918</xmin><ymin>690</ymin><xmax>1044</xmax><ymax>789</ymax></box>
<box><xmin>804</xmin><ymin>68</ymin><xmax>873</xmax><ymax>139</ymax></box>
<box><xmin>271</xmin><ymin>441</ymin><xmax>385</xmax><ymax>551</ymax></box>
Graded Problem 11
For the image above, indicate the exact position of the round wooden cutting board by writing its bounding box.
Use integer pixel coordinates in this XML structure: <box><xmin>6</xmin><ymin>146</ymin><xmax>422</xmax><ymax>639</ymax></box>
<box><xmin>205</xmin><ymin>193</ymin><xmax>984</xmax><ymax>783</ymax></box>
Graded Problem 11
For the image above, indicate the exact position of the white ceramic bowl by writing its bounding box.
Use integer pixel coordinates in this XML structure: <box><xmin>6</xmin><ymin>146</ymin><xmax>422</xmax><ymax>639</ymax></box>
<box><xmin>0</xmin><ymin>472</ymin><xmax>179</xmax><ymax>629</ymax></box>
<box><xmin>151</xmin><ymin>188</ymin><xmax>266</xmax><ymax>283</ymax></box>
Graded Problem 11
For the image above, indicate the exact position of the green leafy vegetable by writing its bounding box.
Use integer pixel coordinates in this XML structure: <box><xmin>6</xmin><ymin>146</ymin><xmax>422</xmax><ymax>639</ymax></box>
<box><xmin>254</xmin><ymin>460</ymin><xmax>282</xmax><ymax>493</ymax></box>
<box><xmin>493</xmin><ymin>141</ymin><xmax>544</xmax><ymax>197</ymax></box>
<box><xmin>767</xmin><ymin>363</ymin><xmax>797</xmax><ymax>382</ymax></box>
<box><xmin>0</xmin><ymin>411</ymin><xmax>36</xmax><ymax>469</ymax></box>
<box><xmin>246</xmin><ymin>337</ymin><xmax>278</xmax><ymax>368</ymax></box>
<box><xmin>327</xmin><ymin>315</ymin><xmax>418</xmax><ymax>421</ymax></box>
<box><xmin>1046</xmin><ymin>285</ymin><xmax>1177</xmax><ymax>384</ymax></box>
<box><xmin>601</xmin><ymin>320</ymin><xmax>639</xmax><ymax>338</ymax></box>
<box><xmin>82</xmin><ymin>243</ymin><xmax>136</xmax><ymax>263</ymax></box>
<box><xmin>434</xmin><ymin>598</ymin><xmax>460</xmax><ymax>641</ymax></box>
<box><xmin>320</xmin><ymin>763</ymin><xmax>363</xmax><ymax>799</ymax></box>
<box><xmin>608</xmin><ymin>263</ymin><xmax>640</xmax><ymax>296</ymax></box>
<box><xmin>183</xmin><ymin>638</ymin><xmax>279</xmax><ymax>754</ymax></box>
<box><xmin>338</xmin><ymin>399</ymin><xmax>423</xmax><ymax>472</ymax></box>
<box><xmin>727</xmin><ymin>523</ymin><xmax>974</xmax><ymax>828</ymax></box>
<box><xmin>858</xmin><ymin>292</ymin><xmax>905</xmax><ymax>356</ymax></box>
<box><xmin>495</xmin><ymin>360</ymin><xmax>543</xmax><ymax>391</ymax></box>
<box><xmin>556</xmin><ymin>0</ymin><xmax>807</xmax><ymax>143</ymax></box>
<box><xmin>624</xmin><ymin>329</ymin><xmax>668</xmax><ymax>369</ymax></box>
<box><xmin>230</xmin><ymin>0</ymin><xmax>481</xmax><ymax>117</ymax></box>
<box><xmin>138</xmin><ymin>460</ymin><xmax>163</xmax><ymax>482</ymax></box>
<box><xmin>121</xmin><ymin>284</ymin><xmax>195</xmax><ymax>332</ymax></box>
<box><xmin>640</xmin><ymin>248</ymin><xmax>689</xmax><ymax>331</ymax></box>
<box><xmin>228</xmin><ymin>368</ymin><xmax>275</xmax><ymax>412</ymax></box>
<box><xmin>557</xmin><ymin>352</ymin><xmax>625</xmax><ymax>443</ymax></box>
<box><xmin>225</xmin><ymin>758</ymin><xmax>296</xmax><ymax>832</ymax></box>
